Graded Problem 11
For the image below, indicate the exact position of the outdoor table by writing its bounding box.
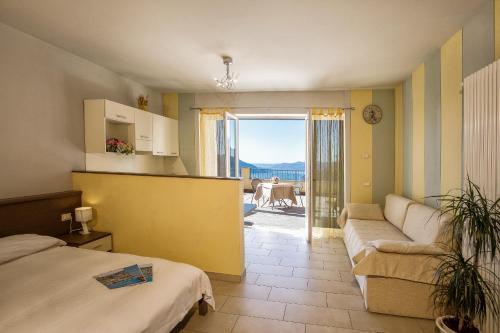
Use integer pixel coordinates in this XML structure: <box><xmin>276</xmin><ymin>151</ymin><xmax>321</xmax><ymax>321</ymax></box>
<box><xmin>254</xmin><ymin>182</ymin><xmax>297</xmax><ymax>207</ymax></box>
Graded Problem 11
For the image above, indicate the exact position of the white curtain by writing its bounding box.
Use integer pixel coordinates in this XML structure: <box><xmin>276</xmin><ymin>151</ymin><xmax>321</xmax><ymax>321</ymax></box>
<box><xmin>463</xmin><ymin>60</ymin><xmax>500</xmax><ymax>333</ymax></box>
<box><xmin>199</xmin><ymin>111</ymin><xmax>224</xmax><ymax>177</ymax></box>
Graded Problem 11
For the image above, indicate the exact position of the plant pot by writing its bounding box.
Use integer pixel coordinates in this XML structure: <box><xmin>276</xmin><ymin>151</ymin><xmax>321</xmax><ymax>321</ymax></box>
<box><xmin>436</xmin><ymin>316</ymin><xmax>457</xmax><ymax>333</ymax></box>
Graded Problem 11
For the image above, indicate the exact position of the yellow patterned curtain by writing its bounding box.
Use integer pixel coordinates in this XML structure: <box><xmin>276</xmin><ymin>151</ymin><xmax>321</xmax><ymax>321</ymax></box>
<box><xmin>199</xmin><ymin>109</ymin><xmax>226</xmax><ymax>176</ymax></box>
<box><xmin>310</xmin><ymin>108</ymin><xmax>345</xmax><ymax>229</ymax></box>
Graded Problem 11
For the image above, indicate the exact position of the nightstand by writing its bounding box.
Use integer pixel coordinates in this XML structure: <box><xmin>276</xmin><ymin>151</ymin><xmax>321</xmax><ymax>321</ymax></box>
<box><xmin>59</xmin><ymin>231</ymin><xmax>112</xmax><ymax>252</ymax></box>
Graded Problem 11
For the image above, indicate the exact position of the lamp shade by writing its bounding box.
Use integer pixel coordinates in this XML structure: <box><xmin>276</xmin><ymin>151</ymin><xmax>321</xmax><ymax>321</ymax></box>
<box><xmin>75</xmin><ymin>207</ymin><xmax>93</xmax><ymax>222</ymax></box>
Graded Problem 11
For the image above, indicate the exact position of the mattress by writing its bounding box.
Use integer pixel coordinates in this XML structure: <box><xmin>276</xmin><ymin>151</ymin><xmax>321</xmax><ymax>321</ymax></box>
<box><xmin>0</xmin><ymin>245</ymin><xmax>214</xmax><ymax>333</ymax></box>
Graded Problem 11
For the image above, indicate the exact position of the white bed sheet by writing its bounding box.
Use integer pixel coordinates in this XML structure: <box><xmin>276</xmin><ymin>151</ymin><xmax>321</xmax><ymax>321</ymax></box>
<box><xmin>0</xmin><ymin>246</ymin><xmax>214</xmax><ymax>333</ymax></box>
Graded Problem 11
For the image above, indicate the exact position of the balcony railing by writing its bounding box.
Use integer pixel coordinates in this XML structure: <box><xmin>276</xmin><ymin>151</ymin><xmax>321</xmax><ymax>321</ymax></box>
<box><xmin>243</xmin><ymin>168</ymin><xmax>305</xmax><ymax>181</ymax></box>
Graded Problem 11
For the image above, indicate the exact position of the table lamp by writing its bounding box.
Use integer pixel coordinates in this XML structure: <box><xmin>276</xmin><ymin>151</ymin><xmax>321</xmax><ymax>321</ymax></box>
<box><xmin>75</xmin><ymin>207</ymin><xmax>93</xmax><ymax>235</ymax></box>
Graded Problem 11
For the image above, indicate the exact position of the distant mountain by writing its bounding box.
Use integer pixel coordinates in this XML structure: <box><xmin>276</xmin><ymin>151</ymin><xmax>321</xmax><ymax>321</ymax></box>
<box><xmin>239</xmin><ymin>160</ymin><xmax>258</xmax><ymax>169</ymax></box>
<box><xmin>253</xmin><ymin>161</ymin><xmax>305</xmax><ymax>170</ymax></box>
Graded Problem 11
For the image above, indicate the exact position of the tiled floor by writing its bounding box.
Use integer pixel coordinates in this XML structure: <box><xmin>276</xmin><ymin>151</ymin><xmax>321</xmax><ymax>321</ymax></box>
<box><xmin>181</xmin><ymin>195</ymin><xmax>436</xmax><ymax>333</ymax></box>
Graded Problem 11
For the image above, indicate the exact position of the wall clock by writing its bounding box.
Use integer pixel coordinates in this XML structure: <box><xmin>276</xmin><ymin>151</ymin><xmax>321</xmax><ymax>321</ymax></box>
<box><xmin>362</xmin><ymin>104</ymin><xmax>383</xmax><ymax>124</ymax></box>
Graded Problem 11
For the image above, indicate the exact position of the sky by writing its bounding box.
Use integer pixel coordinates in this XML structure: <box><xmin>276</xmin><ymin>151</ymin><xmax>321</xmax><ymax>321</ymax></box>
<box><xmin>239</xmin><ymin>119</ymin><xmax>305</xmax><ymax>164</ymax></box>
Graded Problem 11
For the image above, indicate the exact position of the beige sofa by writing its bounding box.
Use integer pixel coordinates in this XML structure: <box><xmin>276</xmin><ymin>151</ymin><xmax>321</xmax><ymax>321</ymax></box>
<box><xmin>338</xmin><ymin>194</ymin><xmax>450</xmax><ymax>319</ymax></box>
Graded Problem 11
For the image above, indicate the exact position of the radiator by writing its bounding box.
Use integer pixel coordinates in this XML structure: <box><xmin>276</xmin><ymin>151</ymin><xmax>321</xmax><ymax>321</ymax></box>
<box><xmin>463</xmin><ymin>59</ymin><xmax>500</xmax><ymax>333</ymax></box>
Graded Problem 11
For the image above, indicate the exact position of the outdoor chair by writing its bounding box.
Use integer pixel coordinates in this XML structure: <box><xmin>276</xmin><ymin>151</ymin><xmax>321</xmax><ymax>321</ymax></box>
<box><xmin>294</xmin><ymin>182</ymin><xmax>304</xmax><ymax>207</ymax></box>
<box><xmin>250</xmin><ymin>178</ymin><xmax>263</xmax><ymax>206</ymax></box>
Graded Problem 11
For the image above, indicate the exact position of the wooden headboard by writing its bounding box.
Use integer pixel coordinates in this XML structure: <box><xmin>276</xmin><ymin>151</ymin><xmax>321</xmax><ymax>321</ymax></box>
<box><xmin>0</xmin><ymin>191</ymin><xmax>82</xmax><ymax>237</ymax></box>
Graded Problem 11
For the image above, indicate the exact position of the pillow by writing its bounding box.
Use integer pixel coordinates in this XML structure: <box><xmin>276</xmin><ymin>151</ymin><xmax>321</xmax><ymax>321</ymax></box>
<box><xmin>0</xmin><ymin>234</ymin><xmax>66</xmax><ymax>265</ymax></box>
<box><xmin>347</xmin><ymin>203</ymin><xmax>385</xmax><ymax>221</ymax></box>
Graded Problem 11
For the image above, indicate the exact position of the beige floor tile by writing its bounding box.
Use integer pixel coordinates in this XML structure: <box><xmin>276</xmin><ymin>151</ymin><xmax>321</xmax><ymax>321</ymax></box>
<box><xmin>261</xmin><ymin>243</ymin><xmax>299</xmax><ymax>251</ymax></box>
<box><xmin>348</xmin><ymin>310</ymin><xmax>426</xmax><ymax>333</ymax></box>
<box><xmin>294</xmin><ymin>267</ymin><xmax>342</xmax><ymax>281</ymax></box>
<box><xmin>280</xmin><ymin>257</ymin><xmax>325</xmax><ymax>269</ymax></box>
<box><xmin>306</xmin><ymin>324</ymin><xmax>374</xmax><ymax>333</ymax></box>
<box><xmin>269</xmin><ymin>287</ymin><xmax>327</xmax><ymax>307</ymax></box>
<box><xmin>212</xmin><ymin>294</ymin><xmax>229</xmax><ymax>311</ymax></box>
<box><xmin>185</xmin><ymin>312</ymin><xmax>238</xmax><ymax>333</ymax></box>
<box><xmin>219</xmin><ymin>296</ymin><xmax>286</xmax><ymax>320</ymax></box>
<box><xmin>310</xmin><ymin>253</ymin><xmax>351</xmax><ymax>263</ymax></box>
<box><xmin>339</xmin><ymin>271</ymin><xmax>356</xmax><ymax>283</ymax></box>
<box><xmin>232</xmin><ymin>315</ymin><xmax>305</xmax><ymax>333</ymax></box>
<box><xmin>324</xmin><ymin>261</ymin><xmax>354</xmax><ymax>272</ymax></box>
<box><xmin>308</xmin><ymin>280</ymin><xmax>361</xmax><ymax>295</ymax></box>
<box><xmin>245</xmin><ymin>254</ymin><xmax>281</xmax><ymax>265</ymax></box>
<box><xmin>269</xmin><ymin>249</ymin><xmax>311</xmax><ymax>259</ymax></box>
<box><xmin>256</xmin><ymin>274</ymin><xmax>309</xmax><ymax>289</ymax></box>
<box><xmin>245</xmin><ymin>242</ymin><xmax>263</xmax><ymax>249</ymax></box>
<box><xmin>307</xmin><ymin>246</ymin><xmax>338</xmax><ymax>254</ymax></box>
<box><xmin>242</xmin><ymin>272</ymin><xmax>259</xmax><ymax>284</ymax></box>
<box><xmin>284</xmin><ymin>303</ymin><xmax>351</xmax><ymax>328</ymax></box>
<box><xmin>327</xmin><ymin>293</ymin><xmax>365</xmax><ymax>311</ymax></box>
<box><xmin>213</xmin><ymin>281</ymin><xmax>271</xmax><ymax>300</ymax></box>
<box><xmin>247</xmin><ymin>263</ymin><xmax>294</xmax><ymax>276</ymax></box>
<box><xmin>245</xmin><ymin>248</ymin><xmax>271</xmax><ymax>256</ymax></box>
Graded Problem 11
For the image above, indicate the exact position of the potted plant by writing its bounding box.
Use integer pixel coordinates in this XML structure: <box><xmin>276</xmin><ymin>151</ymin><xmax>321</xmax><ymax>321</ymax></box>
<box><xmin>431</xmin><ymin>178</ymin><xmax>500</xmax><ymax>333</ymax></box>
<box><xmin>106</xmin><ymin>138</ymin><xmax>134</xmax><ymax>155</ymax></box>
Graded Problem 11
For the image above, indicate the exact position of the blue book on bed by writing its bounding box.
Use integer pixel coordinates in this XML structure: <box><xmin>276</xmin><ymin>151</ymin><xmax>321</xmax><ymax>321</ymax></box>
<box><xmin>94</xmin><ymin>264</ymin><xmax>146</xmax><ymax>289</ymax></box>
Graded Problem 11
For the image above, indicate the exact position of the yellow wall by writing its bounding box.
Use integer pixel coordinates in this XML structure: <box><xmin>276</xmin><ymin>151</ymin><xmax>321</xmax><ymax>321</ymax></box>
<box><xmin>162</xmin><ymin>93</ymin><xmax>179</xmax><ymax>119</ymax></box>
<box><xmin>411</xmin><ymin>64</ymin><xmax>425</xmax><ymax>202</ymax></box>
<box><xmin>350</xmin><ymin>90</ymin><xmax>373</xmax><ymax>203</ymax></box>
<box><xmin>394</xmin><ymin>83</ymin><xmax>404</xmax><ymax>195</ymax></box>
<box><xmin>72</xmin><ymin>172</ymin><xmax>244</xmax><ymax>277</ymax></box>
<box><xmin>441</xmin><ymin>30</ymin><xmax>463</xmax><ymax>195</ymax></box>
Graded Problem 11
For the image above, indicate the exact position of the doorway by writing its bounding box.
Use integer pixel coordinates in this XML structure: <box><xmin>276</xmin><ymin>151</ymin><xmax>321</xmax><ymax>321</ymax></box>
<box><xmin>197</xmin><ymin>109</ymin><xmax>347</xmax><ymax>243</ymax></box>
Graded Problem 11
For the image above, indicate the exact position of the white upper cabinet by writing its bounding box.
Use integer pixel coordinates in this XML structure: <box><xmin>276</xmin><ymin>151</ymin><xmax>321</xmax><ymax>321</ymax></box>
<box><xmin>84</xmin><ymin>99</ymin><xmax>179</xmax><ymax>157</ymax></box>
<box><xmin>104</xmin><ymin>100</ymin><xmax>134</xmax><ymax>123</ymax></box>
<box><xmin>165</xmin><ymin>118</ymin><xmax>179</xmax><ymax>156</ymax></box>
<box><xmin>152</xmin><ymin>114</ymin><xmax>167</xmax><ymax>156</ymax></box>
<box><xmin>134</xmin><ymin>110</ymin><xmax>153</xmax><ymax>152</ymax></box>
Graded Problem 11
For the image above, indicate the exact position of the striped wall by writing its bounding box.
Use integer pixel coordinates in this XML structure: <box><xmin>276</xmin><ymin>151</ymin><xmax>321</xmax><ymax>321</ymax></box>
<box><xmin>399</xmin><ymin>0</ymin><xmax>497</xmax><ymax>204</ymax></box>
<box><xmin>350</xmin><ymin>89</ymin><xmax>395</xmax><ymax>205</ymax></box>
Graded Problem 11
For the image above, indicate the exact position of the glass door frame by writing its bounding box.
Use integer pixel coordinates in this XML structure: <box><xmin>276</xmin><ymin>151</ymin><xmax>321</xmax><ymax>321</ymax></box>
<box><xmin>306</xmin><ymin>109</ymin><xmax>351</xmax><ymax>243</ymax></box>
<box><xmin>225</xmin><ymin>112</ymin><xmax>239</xmax><ymax>178</ymax></box>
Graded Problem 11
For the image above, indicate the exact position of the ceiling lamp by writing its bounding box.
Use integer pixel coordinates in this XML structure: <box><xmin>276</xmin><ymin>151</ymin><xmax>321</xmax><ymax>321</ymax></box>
<box><xmin>214</xmin><ymin>56</ymin><xmax>238</xmax><ymax>90</ymax></box>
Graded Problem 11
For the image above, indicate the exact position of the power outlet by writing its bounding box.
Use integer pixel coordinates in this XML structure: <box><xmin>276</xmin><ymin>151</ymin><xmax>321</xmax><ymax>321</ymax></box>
<box><xmin>61</xmin><ymin>213</ymin><xmax>72</xmax><ymax>222</ymax></box>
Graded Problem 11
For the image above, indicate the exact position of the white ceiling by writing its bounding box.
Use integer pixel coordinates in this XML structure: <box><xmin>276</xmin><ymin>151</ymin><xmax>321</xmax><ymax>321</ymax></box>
<box><xmin>0</xmin><ymin>0</ymin><xmax>486</xmax><ymax>92</ymax></box>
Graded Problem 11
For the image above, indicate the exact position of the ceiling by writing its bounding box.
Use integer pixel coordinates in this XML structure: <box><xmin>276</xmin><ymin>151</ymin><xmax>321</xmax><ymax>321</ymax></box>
<box><xmin>0</xmin><ymin>0</ymin><xmax>486</xmax><ymax>92</ymax></box>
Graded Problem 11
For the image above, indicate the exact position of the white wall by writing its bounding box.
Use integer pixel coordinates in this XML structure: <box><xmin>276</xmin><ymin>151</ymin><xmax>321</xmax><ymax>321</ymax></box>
<box><xmin>0</xmin><ymin>22</ymin><xmax>165</xmax><ymax>198</ymax></box>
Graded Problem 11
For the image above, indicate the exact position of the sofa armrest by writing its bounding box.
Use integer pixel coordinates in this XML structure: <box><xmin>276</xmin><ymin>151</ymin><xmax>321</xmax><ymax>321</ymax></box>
<box><xmin>337</xmin><ymin>207</ymin><xmax>348</xmax><ymax>228</ymax></box>
<box><xmin>347</xmin><ymin>203</ymin><xmax>385</xmax><ymax>221</ymax></box>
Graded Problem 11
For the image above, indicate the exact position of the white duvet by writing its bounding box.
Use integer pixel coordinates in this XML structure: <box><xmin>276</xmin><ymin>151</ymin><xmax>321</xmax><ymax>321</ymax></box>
<box><xmin>0</xmin><ymin>245</ymin><xmax>214</xmax><ymax>333</ymax></box>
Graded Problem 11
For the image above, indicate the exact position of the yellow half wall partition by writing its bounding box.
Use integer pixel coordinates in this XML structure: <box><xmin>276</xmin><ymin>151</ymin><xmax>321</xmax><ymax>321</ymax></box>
<box><xmin>72</xmin><ymin>171</ymin><xmax>244</xmax><ymax>279</ymax></box>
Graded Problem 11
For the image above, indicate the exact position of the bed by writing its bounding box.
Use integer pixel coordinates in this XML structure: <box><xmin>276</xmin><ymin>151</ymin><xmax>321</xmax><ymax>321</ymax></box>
<box><xmin>0</xmin><ymin>191</ymin><xmax>214</xmax><ymax>333</ymax></box>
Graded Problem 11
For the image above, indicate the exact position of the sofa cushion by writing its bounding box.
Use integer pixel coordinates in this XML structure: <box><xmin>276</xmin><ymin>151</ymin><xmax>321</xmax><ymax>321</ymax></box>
<box><xmin>384</xmin><ymin>194</ymin><xmax>414</xmax><ymax>230</ymax></box>
<box><xmin>347</xmin><ymin>203</ymin><xmax>385</xmax><ymax>221</ymax></box>
<box><xmin>343</xmin><ymin>219</ymin><xmax>410</xmax><ymax>261</ymax></box>
<box><xmin>403</xmin><ymin>203</ymin><xmax>450</xmax><ymax>244</ymax></box>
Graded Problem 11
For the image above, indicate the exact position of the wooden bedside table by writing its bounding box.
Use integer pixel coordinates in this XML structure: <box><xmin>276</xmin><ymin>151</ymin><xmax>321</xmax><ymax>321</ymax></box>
<box><xmin>59</xmin><ymin>231</ymin><xmax>112</xmax><ymax>252</ymax></box>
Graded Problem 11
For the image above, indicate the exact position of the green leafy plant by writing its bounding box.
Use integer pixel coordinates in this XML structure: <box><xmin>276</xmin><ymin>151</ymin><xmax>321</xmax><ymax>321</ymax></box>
<box><xmin>431</xmin><ymin>177</ymin><xmax>500</xmax><ymax>332</ymax></box>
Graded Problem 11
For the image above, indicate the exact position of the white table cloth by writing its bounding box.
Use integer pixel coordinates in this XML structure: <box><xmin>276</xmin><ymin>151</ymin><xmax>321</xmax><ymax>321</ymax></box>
<box><xmin>254</xmin><ymin>182</ymin><xmax>297</xmax><ymax>206</ymax></box>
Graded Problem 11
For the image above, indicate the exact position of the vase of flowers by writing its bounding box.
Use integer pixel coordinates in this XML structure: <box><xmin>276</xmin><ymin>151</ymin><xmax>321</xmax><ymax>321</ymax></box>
<box><xmin>106</xmin><ymin>138</ymin><xmax>134</xmax><ymax>155</ymax></box>
<box><xmin>431</xmin><ymin>177</ymin><xmax>500</xmax><ymax>333</ymax></box>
